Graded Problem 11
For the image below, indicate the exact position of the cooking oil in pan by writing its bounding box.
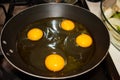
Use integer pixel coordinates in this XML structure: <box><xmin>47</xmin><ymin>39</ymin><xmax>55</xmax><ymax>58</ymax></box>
<box><xmin>17</xmin><ymin>17</ymin><xmax>95</xmax><ymax>76</ymax></box>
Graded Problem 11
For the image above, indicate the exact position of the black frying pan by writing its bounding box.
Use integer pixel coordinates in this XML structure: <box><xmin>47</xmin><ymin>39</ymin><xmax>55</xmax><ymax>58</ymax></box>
<box><xmin>0</xmin><ymin>3</ymin><xmax>110</xmax><ymax>79</ymax></box>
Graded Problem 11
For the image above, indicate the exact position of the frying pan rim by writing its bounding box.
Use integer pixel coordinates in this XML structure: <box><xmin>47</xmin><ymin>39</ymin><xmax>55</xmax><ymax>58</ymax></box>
<box><xmin>0</xmin><ymin>3</ymin><xmax>110</xmax><ymax>79</ymax></box>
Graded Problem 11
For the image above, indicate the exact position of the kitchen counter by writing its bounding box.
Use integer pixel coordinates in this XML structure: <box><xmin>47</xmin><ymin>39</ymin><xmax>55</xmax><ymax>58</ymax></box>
<box><xmin>86</xmin><ymin>0</ymin><xmax>120</xmax><ymax>76</ymax></box>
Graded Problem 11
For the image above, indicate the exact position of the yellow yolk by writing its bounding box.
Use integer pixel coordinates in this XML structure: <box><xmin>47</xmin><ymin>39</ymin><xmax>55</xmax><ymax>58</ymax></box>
<box><xmin>27</xmin><ymin>28</ymin><xmax>43</xmax><ymax>41</ymax></box>
<box><xmin>45</xmin><ymin>54</ymin><xmax>65</xmax><ymax>72</ymax></box>
<box><xmin>76</xmin><ymin>33</ymin><xmax>93</xmax><ymax>48</ymax></box>
<box><xmin>61</xmin><ymin>20</ymin><xmax>75</xmax><ymax>31</ymax></box>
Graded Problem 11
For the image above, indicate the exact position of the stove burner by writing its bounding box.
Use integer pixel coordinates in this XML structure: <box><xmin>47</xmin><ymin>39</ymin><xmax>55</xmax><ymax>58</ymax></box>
<box><xmin>43</xmin><ymin>0</ymin><xmax>77</xmax><ymax>4</ymax></box>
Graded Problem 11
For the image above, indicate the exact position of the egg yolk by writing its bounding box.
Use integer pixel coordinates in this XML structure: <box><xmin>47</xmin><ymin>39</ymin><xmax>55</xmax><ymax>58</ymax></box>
<box><xmin>61</xmin><ymin>19</ymin><xmax>75</xmax><ymax>31</ymax></box>
<box><xmin>76</xmin><ymin>33</ymin><xmax>93</xmax><ymax>48</ymax></box>
<box><xmin>27</xmin><ymin>28</ymin><xmax>43</xmax><ymax>41</ymax></box>
<box><xmin>45</xmin><ymin>54</ymin><xmax>65</xmax><ymax>72</ymax></box>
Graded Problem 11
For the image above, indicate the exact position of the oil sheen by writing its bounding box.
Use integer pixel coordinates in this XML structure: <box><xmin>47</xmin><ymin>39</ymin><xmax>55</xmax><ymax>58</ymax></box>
<box><xmin>17</xmin><ymin>17</ymin><xmax>95</xmax><ymax>76</ymax></box>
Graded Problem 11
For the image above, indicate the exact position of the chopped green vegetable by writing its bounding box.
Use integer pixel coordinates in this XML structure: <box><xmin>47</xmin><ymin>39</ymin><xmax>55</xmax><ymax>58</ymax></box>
<box><xmin>112</xmin><ymin>12</ymin><xmax>120</xmax><ymax>19</ymax></box>
<box><xmin>117</xmin><ymin>26</ymin><xmax>120</xmax><ymax>32</ymax></box>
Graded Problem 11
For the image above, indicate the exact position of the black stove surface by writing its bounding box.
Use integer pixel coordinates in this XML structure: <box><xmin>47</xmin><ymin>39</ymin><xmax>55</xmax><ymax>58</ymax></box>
<box><xmin>0</xmin><ymin>0</ymin><xmax>120</xmax><ymax>80</ymax></box>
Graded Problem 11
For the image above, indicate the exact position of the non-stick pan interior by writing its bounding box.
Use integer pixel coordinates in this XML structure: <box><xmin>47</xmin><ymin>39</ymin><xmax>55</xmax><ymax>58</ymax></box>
<box><xmin>0</xmin><ymin>3</ymin><xmax>109</xmax><ymax>79</ymax></box>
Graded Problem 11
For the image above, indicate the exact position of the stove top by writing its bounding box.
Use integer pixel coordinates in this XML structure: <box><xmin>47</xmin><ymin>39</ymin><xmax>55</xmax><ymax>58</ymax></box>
<box><xmin>0</xmin><ymin>0</ymin><xmax>119</xmax><ymax>79</ymax></box>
